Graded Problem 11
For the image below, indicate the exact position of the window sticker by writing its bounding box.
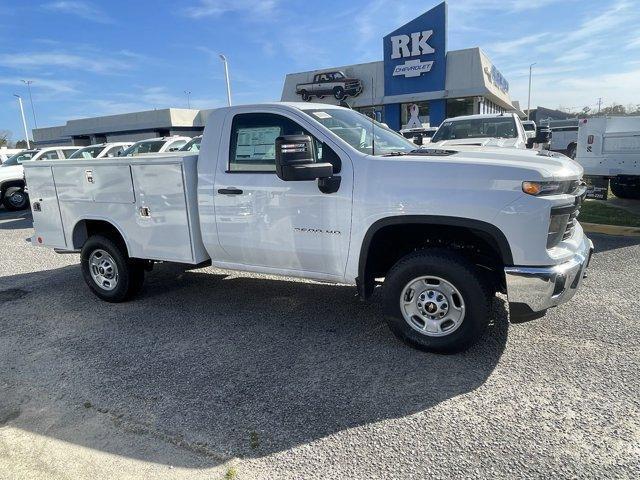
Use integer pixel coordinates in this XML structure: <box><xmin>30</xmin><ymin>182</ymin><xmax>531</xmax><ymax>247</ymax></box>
<box><xmin>312</xmin><ymin>111</ymin><xmax>332</xmax><ymax>119</ymax></box>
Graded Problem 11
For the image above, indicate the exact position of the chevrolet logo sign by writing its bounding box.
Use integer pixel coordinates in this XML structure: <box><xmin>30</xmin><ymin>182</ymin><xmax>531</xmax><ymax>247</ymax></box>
<box><xmin>392</xmin><ymin>59</ymin><xmax>434</xmax><ymax>78</ymax></box>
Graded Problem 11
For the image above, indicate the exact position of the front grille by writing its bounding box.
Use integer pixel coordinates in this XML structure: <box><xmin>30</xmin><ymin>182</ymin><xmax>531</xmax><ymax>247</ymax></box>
<box><xmin>562</xmin><ymin>208</ymin><xmax>579</xmax><ymax>240</ymax></box>
<box><xmin>548</xmin><ymin>197</ymin><xmax>582</xmax><ymax>248</ymax></box>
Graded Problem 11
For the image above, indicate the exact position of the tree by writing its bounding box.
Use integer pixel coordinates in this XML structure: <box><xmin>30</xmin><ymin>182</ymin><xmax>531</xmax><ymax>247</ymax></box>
<box><xmin>0</xmin><ymin>130</ymin><xmax>11</xmax><ymax>147</ymax></box>
<box><xmin>15</xmin><ymin>139</ymin><xmax>30</xmax><ymax>149</ymax></box>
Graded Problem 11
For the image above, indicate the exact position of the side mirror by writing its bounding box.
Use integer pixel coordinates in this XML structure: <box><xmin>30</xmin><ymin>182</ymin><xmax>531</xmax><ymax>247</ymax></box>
<box><xmin>525</xmin><ymin>131</ymin><xmax>535</xmax><ymax>140</ymax></box>
<box><xmin>275</xmin><ymin>135</ymin><xmax>333</xmax><ymax>181</ymax></box>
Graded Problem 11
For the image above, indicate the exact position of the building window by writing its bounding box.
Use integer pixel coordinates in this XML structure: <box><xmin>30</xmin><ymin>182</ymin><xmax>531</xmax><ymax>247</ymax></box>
<box><xmin>446</xmin><ymin>98</ymin><xmax>474</xmax><ymax>118</ymax></box>
<box><xmin>355</xmin><ymin>105</ymin><xmax>384</xmax><ymax>123</ymax></box>
<box><xmin>401</xmin><ymin>101</ymin><xmax>430</xmax><ymax>128</ymax></box>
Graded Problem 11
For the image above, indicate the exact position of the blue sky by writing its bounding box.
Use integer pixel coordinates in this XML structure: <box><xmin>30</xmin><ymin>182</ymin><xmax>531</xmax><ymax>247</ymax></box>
<box><xmin>1</xmin><ymin>0</ymin><xmax>639</xmax><ymax>141</ymax></box>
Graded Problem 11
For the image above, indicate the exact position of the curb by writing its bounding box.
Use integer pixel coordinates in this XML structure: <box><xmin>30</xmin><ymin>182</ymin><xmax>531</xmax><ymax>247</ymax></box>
<box><xmin>581</xmin><ymin>222</ymin><xmax>640</xmax><ymax>237</ymax></box>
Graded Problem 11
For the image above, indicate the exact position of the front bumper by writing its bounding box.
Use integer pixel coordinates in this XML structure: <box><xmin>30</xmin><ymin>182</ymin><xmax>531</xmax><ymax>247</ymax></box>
<box><xmin>504</xmin><ymin>235</ymin><xmax>594</xmax><ymax>321</ymax></box>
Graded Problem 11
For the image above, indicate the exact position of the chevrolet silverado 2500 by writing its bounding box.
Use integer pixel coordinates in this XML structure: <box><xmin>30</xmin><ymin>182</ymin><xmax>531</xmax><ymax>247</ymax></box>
<box><xmin>24</xmin><ymin>103</ymin><xmax>593</xmax><ymax>353</ymax></box>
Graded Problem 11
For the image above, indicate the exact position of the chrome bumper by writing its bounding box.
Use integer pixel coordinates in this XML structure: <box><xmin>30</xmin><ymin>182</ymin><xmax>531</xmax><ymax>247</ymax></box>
<box><xmin>504</xmin><ymin>235</ymin><xmax>594</xmax><ymax>320</ymax></box>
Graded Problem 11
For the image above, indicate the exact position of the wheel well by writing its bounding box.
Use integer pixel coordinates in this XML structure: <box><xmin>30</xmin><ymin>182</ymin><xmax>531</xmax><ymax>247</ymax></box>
<box><xmin>358</xmin><ymin>218</ymin><xmax>512</xmax><ymax>298</ymax></box>
<box><xmin>72</xmin><ymin>220</ymin><xmax>128</xmax><ymax>254</ymax></box>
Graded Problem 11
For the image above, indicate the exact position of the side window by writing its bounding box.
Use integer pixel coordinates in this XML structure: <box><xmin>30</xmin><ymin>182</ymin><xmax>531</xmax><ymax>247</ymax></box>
<box><xmin>62</xmin><ymin>149</ymin><xmax>77</xmax><ymax>159</ymax></box>
<box><xmin>229</xmin><ymin>113</ymin><xmax>310</xmax><ymax>172</ymax></box>
<box><xmin>167</xmin><ymin>139</ymin><xmax>187</xmax><ymax>150</ymax></box>
<box><xmin>42</xmin><ymin>150</ymin><xmax>60</xmax><ymax>160</ymax></box>
<box><xmin>105</xmin><ymin>146</ymin><xmax>124</xmax><ymax>157</ymax></box>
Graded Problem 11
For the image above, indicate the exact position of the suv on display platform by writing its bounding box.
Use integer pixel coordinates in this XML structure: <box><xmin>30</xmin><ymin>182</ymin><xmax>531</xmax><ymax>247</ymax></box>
<box><xmin>296</xmin><ymin>71</ymin><xmax>363</xmax><ymax>102</ymax></box>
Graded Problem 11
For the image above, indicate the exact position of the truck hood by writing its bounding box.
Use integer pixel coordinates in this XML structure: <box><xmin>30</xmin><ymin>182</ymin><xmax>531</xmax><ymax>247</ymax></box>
<box><xmin>431</xmin><ymin>137</ymin><xmax>521</xmax><ymax>148</ymax></box>
<box><xmin>406</xmin><ymin>147</ymin><xmax>583</xmax><ymax>181</ymax></box>
<box><xmin>0</xmin><ymin>164</ymin><xmax>23</xmax><ymax>182</ymax></box>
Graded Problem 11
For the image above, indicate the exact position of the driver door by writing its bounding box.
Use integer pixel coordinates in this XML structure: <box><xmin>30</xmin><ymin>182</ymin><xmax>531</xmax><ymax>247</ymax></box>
<box><xmin>213</xmin><ymin>109</ymin><xmax>352</xmax><ymax>280</ymax></box>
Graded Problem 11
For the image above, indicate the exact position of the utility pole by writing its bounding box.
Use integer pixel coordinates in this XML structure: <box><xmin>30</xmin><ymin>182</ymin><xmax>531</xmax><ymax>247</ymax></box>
<box><xmin>527</xmin><ymin>63</ymin><xmax>536</xmax><ymax>120</ymax></box>
<box><xmin>13</xmin><ymin>94</ymin><xmax>30</xmax><ymax>149</ymax></box>
<box><xmin>184</xmin><ymin>90</ymin><xmax>192</xmax><ymax>109</ymax></box>
<box><xmin>21</xmin><ymin>79</ymin><xmax>37</xmax><ymax>129</ymax></box>
<box><xmin>597</xmin><ymin>97</ymin><xmax>602</xmax><ymax>115</ymax></box>
<box><xmin>219</xmin><ymin>54</ymin><xmax>232</xmax><ymax>107</ymax></box>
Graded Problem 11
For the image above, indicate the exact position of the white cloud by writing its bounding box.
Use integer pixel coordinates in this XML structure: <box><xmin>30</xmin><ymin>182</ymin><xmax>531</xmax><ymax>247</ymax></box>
<box><xmin>0</xmin><ymin>77</ymin><xmax>78</xmax><ymax>94</ymax></box>
<box><xmin>42</xmin><ymin>1</ymin><xmax>113</xmax><ymax>24</ymax></box>
<box><xmin>184</xmin><ymin>0</ymin><xmax>280</xmax><ymax>18</ymax></box>
<box><xmin>0</xmin><ymin>51</ymin><xmax>132</xmax><ymax>74</ymax></box>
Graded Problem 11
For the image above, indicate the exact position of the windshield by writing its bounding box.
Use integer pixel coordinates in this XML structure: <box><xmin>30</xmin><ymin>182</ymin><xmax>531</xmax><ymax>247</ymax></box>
<box><xmin>179</xmin><ymin>137</ymin><xmax>201</xmax><ymax>152</ymax></box>
<box><xmin>69</xmin><ymin>145</ymin><xmax>104</xmax><ymax>159</ymax></box>
<box><xmin>302</xmin><ymin>108</ymin><xmax>416</xmax><ymax>155</ymax></box>
<box><xmin>432</xmin><ymin>117</ymin><xmax>518</xmax><ymax>142</ymax></box>
<box><xmin>1</xmin><ymin>150</ymin><xmax>38</xmax><ymax>166</ymax></box>
<box><xmin>121</xmin><ymin>140</ymin><xmax>164</xmax><ymax>156</ymax></box>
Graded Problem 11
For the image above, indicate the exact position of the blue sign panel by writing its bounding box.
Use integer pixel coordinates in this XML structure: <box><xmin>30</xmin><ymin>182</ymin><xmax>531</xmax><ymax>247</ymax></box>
<box><xmin>383</xmin><ymin>2</ymin><xmax>447</xmax><ymax>97</ymax></box>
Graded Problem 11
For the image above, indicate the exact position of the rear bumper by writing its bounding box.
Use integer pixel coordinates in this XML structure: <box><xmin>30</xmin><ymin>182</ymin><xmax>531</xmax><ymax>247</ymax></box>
<box><xmin>504</xmin><ymin>235</ymin><xmax>593</xmax><ymax>321</ymax></box>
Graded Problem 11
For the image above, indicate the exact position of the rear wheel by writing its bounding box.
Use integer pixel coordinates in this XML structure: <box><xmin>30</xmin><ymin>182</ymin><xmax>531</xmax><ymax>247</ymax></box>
<box><xmin>566</xmin><ymin>143</ymin><xmax>576</xmax><ymax>159</ymax></box>
<box><xmin>300</xmin><ymin>90</ymin><xmax>310</xmax><ymax>101</ymax></box>
<box><xmin>610</xmin><ymin>177</ymin><xmax>640</xmax><ymax>199</ymax></box>
<box><xmin>2</xmin><ymin>187</ymin><xmax>29</xmax><ymax>211</ymax></box>
<box><xmin>81</xmin><ymin>234</ymin><xmax>145</xmax><ymax>302</ymax></box>
<box><xmin>383</xmin><ymin>249</ymin><xmax>491</xmax><ymax>354</ymax></box>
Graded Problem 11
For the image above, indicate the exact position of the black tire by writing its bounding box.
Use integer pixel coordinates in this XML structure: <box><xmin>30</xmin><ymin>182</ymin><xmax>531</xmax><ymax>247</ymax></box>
<box><xmin>566</xmin><ymin>143</ymin><xmax>576</xmax><ymax>159</ymax></box>
<box><xmin>2</xmin><ymin>187</ymin><xmax>29</xmax><ymax>211</ymax></box>
<box><xmin>610</xmin><ymin>177</ymin><xmax>640</xmax><ymax>199</ymax></box>
<box><xmin>81</xmin><ymin>234</ymin><xmax>145</xmax><ymax>302</ymax></box>
<box><xmin>300</xmin><ymin>90</ymin><xmax>310</xmax><ymax>101</ymax></box>
<box><xmin>382</xmin><ymin>249</ymin><xmax>491</xmax><ymax>354</ymax></box>
<box><xmin>333</xmin><ymin>86</ymin><xmax>345</xmax><ymax>100</ymax></box>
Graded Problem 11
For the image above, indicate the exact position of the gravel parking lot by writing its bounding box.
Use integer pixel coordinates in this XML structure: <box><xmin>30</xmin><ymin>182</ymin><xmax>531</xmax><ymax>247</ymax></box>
<box><xmin>0</xmin><ymin>208</ymin><xmax>638</xmax><ymax>479</ymax></box>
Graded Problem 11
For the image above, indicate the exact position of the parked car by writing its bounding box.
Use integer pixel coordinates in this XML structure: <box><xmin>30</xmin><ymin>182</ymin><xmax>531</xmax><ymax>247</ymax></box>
<box><xmin>120</xmin><ymin>136</ymin><xmax>190</xmax><ymax>157</ymax></box>
<box><xmin>400</xmin><ymin>127</ymin><xmax>438</xmax><ymax>146</ymax></box>
<box><xmin>430</xmin><ymin>113</ymin><xmax>528</xmax><ymax>149</ymax></box>
<box><xmin>25</xmin><ymin>103</ymin><xmax>592</xmax><ymax>354</ymax></box>
<box><xmin>0</xmin><ymin>147</ymin><xmax>24</xmax><ymax>164</ymax></box>
<box><xmin>0</xmin><ymin>146</ymin><xmax>78</xmax><ymax>210</ymax></box>
<box><xmin>179</xmin><ymin>136</ymin><xmax>202</xmax><ymax>152</ymax></box>
<box><xmin>576</xmin><ymin>116</ymin><xmax>640</xmax><ymax>199</ymax></box>
<box><xmin>296</xmin><ymin>71</ymin><xmax>363</xmax><ymax>101</ymax></box>
<box><xmin>69</xmin><ymin>142</ymin><xmax>133</xmax><ymax>159</ymax></box>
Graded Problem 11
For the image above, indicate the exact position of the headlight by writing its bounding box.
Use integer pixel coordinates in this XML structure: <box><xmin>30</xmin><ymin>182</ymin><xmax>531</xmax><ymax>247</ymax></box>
<box><xmin>522</xmin><ymin>180</ymin><xmax>577</xmax><ymax>196</ymax></box>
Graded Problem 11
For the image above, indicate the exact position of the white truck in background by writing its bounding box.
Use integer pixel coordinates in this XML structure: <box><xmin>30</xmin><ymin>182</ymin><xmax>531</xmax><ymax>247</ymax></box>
<box><xmin>576</xmin><ymin>116</ymin><xmax>640</xmax><ymax>199</ymax></box>
<box><xmin>430</xmin><ymin>113</ymin><xmax>529</xmax><ymax>150</ymax></box>
<box><xmin>24</xmin><ymin>103</ymin><xmax>592</xmax><ymax>354</ymax></box>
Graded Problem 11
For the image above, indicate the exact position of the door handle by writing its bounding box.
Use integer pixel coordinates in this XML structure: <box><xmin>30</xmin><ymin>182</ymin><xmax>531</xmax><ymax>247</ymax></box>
<box><xmin>218</xmin><ymin>188</ymin><xmax>243</xmax><ymax>195</ymax></box>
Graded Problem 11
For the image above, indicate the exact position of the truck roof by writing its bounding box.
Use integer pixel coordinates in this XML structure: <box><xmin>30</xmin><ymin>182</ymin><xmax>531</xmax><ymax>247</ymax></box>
<box><xmin>442</xmin><ymin>113</ymin><xmax>516</xmax><ymax>122</ymax></box>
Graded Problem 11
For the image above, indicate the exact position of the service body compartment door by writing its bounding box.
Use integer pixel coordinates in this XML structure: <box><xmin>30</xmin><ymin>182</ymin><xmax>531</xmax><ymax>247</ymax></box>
<box><xmin>54</xmin><ymin>165</ymin><xmax>135</xmax><ymax>203</ymax></box>
<box><xmin>25</xmin><ymin>166</ymin><xmax>66</xmax><ymax>248</ymax></box>
<box><xmin>130</xmin><ymin>163</ymin><xmax>193</xmax><ymax>262</ymax></box>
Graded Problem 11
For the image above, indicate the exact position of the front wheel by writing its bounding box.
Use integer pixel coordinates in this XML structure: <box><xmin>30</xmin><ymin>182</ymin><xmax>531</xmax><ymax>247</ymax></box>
<box><xmin>2</xmin><ymin>187</ymin><xmax>29</xmax><ymax>211</ymax></box>
<box><xmin>333</xmin><ymin>86</ymin><xmax>345</xmax><ymax>100</ymax></box>
<box><xmin>81</xmin><ymin>234</ymin><xmax>145</xmax><ymax>302</ymax></box>
<box><xmin>610</xmin><ymin>177</ymin><xmax>640</xmax><ymax>199</ymax></box>
<box><xmin>383</xmin><ymin>249</ymin><xmax>491</xmax><ymax>354</ymax></box>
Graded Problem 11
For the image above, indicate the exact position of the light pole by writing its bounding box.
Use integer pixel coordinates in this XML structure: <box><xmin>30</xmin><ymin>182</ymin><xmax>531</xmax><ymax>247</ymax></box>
<box><xmin>219</xmin><ymin>54</ymin><xmax>232</xmax><ymax>106</ymax></box>
<box><xmin>13</xmin><ymin>94</ymin><xmax>30</xmax><ymax>149</ymax></box>
<box><xmin>184</xmin><ymin>90</ymin><xmax>192</xmax><ymax>109</ymax></box>
<box><xmin>527</xmin><ymin>63</ymin><xmax>536</xmax><ymax>120</ymax></box>
<box><xmin>21</xmin><ymin>79</ymin><xmax>38</xmax><ymax>129</ymax></box>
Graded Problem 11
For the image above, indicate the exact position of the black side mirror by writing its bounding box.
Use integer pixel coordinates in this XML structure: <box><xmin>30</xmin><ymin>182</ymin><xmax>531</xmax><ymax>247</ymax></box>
<box><xmin>275</xmin><ymin>135</ymin><xmax>333</xmax><ymax>181</ymax></box>
<box><xmin>414</xmin><ymin>135</ymin><xmax>424</xmax><ymax>146</ymax></box>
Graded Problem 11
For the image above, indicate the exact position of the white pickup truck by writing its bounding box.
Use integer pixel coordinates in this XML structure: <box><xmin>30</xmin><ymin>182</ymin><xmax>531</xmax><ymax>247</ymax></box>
<box><xmin>430</xmin><ymin>113</ymin><xmax>529</xmax><ymax>150</ymax></box>
<box><xmin>24</xmin><ymin>103</ymin><xmax>593</xmax><ymax>353</ymax></box>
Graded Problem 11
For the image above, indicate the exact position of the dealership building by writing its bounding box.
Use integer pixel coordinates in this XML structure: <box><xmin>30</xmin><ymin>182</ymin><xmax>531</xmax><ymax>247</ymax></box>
<box><xmin>281</xmin><ymin>2</ymin><xmax>517</xmax><ymax>130</ymax></box>
<box><xmin>33</xmin><ymin>108</ymin><xmax>210</xmax><ymax>147</ymax></box>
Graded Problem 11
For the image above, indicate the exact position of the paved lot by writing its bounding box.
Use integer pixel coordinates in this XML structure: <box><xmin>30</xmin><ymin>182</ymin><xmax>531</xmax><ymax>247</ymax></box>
<box><xmin>0</xmin><ymin>208</ymin><xmax>638</xmax><ymax>479</ymax></box>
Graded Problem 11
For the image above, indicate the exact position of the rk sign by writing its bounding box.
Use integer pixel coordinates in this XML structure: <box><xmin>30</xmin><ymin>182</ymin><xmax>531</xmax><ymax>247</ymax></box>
<box><xmin>390</xmin><ymin>30</ymin><xmax>435</xmax><ymax>78</ymax></box>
